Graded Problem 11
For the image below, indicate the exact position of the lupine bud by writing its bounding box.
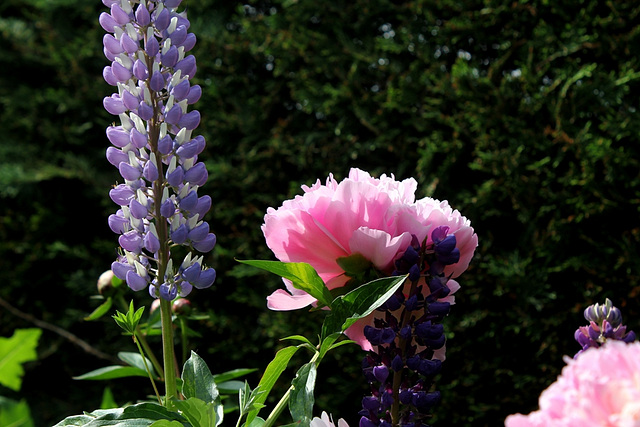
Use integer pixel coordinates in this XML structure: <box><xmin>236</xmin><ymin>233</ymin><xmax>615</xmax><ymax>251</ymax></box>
<box><xmin>575</xmin><ymin>299</ymin><xmax>636</xmax><ymax>357</ymax></box>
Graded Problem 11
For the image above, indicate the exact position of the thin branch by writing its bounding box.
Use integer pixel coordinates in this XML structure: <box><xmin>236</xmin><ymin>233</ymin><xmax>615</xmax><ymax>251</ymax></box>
<box><xmin>0</xmin><ymin>296</ymin><xmax>119</xmax><ymax>364</ymax></box>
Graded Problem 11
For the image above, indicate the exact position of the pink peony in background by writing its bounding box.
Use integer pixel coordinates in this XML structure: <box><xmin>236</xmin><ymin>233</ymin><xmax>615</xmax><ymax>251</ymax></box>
<box><xmin>261</xmin><ymin>168</ymin><xmax>478</xmax><ymax>350</ymax></box>
<box><xmin>505</xmin><ymin>340</ymin><xmax>640</xmax><ymax>427</ymax></box>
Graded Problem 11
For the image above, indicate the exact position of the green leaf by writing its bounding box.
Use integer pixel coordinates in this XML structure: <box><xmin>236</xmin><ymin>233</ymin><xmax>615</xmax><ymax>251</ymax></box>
<box><xmin>237</xmin><ymin>260</ymin><xmax>333</xmax><ymax>308</ymax></box>
<box><xmin>238</xmin><ymin>381</ymin><xmax>265</xmax><ymax>422</ymax></box>
<box><xmin>212</xmin><ymin>368</ymin><xmax>257</xmax><ymax>384</ymax></box>
<box><xmin>173</xmin><ymin>398</ymin><xmax>216</xmax><ymax>427</ymax></box>
<box><xmin>52</xmin><ymin>402</ymin><xmax>188</xmax><ymax>426</ymax></box>
<box><xmin>245</xmin><ymin>417</ymin><xmax>265</xmax><ymax>427</ymax></box>
<box><xmin>317</xmin><ymin>333</ymin><xmax>340</xmax><ymax>361</ymax></box>
<box><xmin>73</xmin><ymin>365</ymin><xmax>149</xmax><ymax>380</ymax></box>
<box><xmin>0</xmin><ymin>396</ymin><xmax>34</xmax><ymax>427</ymax></box>
<box><xmin>182</xmin><ymin>351</ymin><xmax>219</xmax><ymax>403</ymax></box>
<box><xmin>118</xmin><ymin>352</ymin><xmax>157</xmax><ymax>377</ymax></box>
<box><xmin>280</xmin><ymin>335</ymin><xmax>314</xmax><ymax>346</ymax></box>
<box><xmin>321</xmin><ymin>275</ymin><xmax>407</xmax><ymax>339</ymax></box>
<box><xmin>244</xmin><ymin>346</ymin><xmax>299</xmax><ymax>426</ymax></box>
<box><xmin>0</xmin><ymin>328</ymin><xmax>41</xmax><ymax>391</ymax></box>
<box><xmin>288</xmin><ymin>362</ymin><xmax>317</xmax><ymax>425</ymax></box>
<box><xmin>100</xmin><ymin>387</ymin><xmax>118</xmax><ymax>410</ymax></box>
<box><xmin>113</xmin><ymin>301</ymin><xmax>145</xmax><ymax>335</ymax></box>
<box><xmin>216</xmin><ymin>380</ymin><xmax>245</xmax><ymax>394</ymax></box>
<box><xmin>336</xmin><ymin>253</ymin><xmax>372</xmax><ymax>280</ymax></box>
<box><xmin>85</xmin><ymin>297</ymin><xmax>113</xmax><ymax>321</ymax></box>
<box><xmin>149</xmin><ymin>421</ymin><xmax>184</xmax><ymax>427</ymax></box>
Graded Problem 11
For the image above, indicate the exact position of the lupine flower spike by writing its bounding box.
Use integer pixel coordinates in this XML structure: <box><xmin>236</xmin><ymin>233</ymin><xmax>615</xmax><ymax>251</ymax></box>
<box><xmin>574</xmin><ymin>298</ymin><xmax>636</xmax><ymax>357</ymax></box>
<box><xmin>101</xmin><ymin>0</ymin><xmax>216</xmax><ymax>301</ymax></box>
<box><xmin>359</xmin><ymin>226</ymin><xmax>460</xmax><ymax>427</ymax></box>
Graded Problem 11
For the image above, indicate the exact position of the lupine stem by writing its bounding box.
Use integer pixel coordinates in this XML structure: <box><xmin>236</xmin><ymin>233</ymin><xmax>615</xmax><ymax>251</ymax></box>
<box><xmin>390</xmin><ymin>278</ymin><xmax>419</xmax><ymax>426</ymax></box>
<box><xmin>160</xmin><ymin>297</ymin><xmax>178</xmax><ymax>407</ymax></box>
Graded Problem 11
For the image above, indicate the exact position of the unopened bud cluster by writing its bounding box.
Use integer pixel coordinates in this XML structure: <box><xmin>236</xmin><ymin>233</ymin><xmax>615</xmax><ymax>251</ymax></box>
<box><xmin>101</xmin><ymin>0</ymin><xmax>216</xmax><ymax>300</ymax></box>
<box><xmin>574</xmin><ymin>298</ymin><xmax>636</xmax><ymax>357</ymax></box>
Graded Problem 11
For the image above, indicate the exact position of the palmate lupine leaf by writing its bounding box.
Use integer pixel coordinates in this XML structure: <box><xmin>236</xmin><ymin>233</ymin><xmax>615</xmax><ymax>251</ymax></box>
<box><xmin>0</xmin><ymin>328</ymin><xmax>41</xmax><ymax>391</ymax></box>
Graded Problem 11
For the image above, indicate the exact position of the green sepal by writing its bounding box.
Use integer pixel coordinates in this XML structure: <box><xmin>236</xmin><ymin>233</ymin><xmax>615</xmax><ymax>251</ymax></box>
<box><xmin>336</xmin><ymin>252</ymin><xmax>373</xmax><ymax>281</ymax></box>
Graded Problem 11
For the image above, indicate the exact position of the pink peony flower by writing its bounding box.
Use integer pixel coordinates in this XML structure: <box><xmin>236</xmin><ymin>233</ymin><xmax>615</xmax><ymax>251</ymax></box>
<box><xmin>505</xmin><ymin>340</ymin><xmax>640</xmax><ymax>427</ymax></box>
<box><xmin>310</xmin><ymin>412</ymin><xmax>349</xmax><ymax>427</ymax></box>
<box><xmin>262</xmin><ymin>168</ymin><xmax>478</xmax><ymax>350</ymax></box>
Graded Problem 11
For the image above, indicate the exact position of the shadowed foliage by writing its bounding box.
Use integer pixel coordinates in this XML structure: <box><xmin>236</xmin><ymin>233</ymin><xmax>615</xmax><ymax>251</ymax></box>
<box><xmin>1</xmin><ymin>0</ymin><xmax>640</xmax><ymax>425</ymax></box>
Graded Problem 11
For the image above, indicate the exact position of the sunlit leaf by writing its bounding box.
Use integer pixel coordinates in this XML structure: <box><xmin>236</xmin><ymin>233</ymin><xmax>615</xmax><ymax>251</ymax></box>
<box><xmin>0</xmin><ymin>328</ymin><xmax>41</xmax><ymax>391</ymax></box>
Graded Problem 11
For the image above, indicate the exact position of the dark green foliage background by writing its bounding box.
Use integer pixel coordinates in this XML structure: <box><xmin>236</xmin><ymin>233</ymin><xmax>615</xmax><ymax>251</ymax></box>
<box><xmin>1</xmin><ymin>0</ymin><xmax>640</xmax><ymax>425</ymax></box>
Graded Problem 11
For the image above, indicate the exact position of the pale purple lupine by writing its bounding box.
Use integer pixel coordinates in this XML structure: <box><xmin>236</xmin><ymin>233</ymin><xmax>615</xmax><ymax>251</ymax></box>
<box><xmin>101</xmin><ymin>0</ymin><xmax>216</xmax><ymax>300</ymax></box>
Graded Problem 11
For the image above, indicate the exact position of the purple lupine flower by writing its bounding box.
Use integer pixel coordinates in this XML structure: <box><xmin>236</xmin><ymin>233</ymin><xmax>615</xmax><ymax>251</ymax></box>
<box><xmin>359</xmin><ymin>227</ymin><xmax>463</xmax><ymax>426</ymax></box>
<box><xmin>574</xmin><ymin>298</ymin><xmax>636</xmax><ymax>357</ymax></box>
<box><xmin>101</xmin><ymin>0</ymin><xmax>215</xmax><ymax>300</ymax></box>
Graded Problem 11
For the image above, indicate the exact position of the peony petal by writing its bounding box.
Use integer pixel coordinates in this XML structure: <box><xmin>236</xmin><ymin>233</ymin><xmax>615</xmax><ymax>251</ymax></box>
<box><xmin>266</xmin><ymin>288</ymin><xmax>317</xmax><ymax>311</ymax></box>
<box><xmin>348</xmin><ymin>228</ymin><xmax>412</xmax><ymax>273</ymax></box>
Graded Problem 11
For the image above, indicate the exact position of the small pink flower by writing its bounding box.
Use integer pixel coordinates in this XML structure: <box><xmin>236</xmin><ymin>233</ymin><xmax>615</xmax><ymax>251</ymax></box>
<box><xmin>505</xmin><ymin>340</ymin><xmax>640</xmax><ymax>427</ymax></box>
<box><xmin>262</xmin><ymin>168</ymin><xmax>478</xmax><ymax>349</ymax></box>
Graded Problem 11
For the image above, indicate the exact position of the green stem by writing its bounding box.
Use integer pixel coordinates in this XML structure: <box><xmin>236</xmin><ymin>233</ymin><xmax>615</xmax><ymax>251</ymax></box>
<box><xmin>160</xmin><ymin>297</ymin><xmax>178</xmax><ymax>407</ymax></box>
<box><xmin>262</xmin><ymin>351</ymin><xmax>321</xmax><ymax>427</ymax></box>
<box><xmin>133</xmin><ymin>334</ymin><xmax>162</xmax><ymax>405</ymax></box>
<box><xmin>117</xmin><ymin>295</ymin><xmax>164</xmax><ymax>379</ymax></box>
<box><xmin>179</xmin><ymin>317</ymin><xmax>188</xmax><ymax>366</ymax></box>
<box><xmin>390</xmin><ymin>278</ymin><xmax>420</xmax><ymax>426</ymax></box>
<box><xmin>262</xmin><ymin>387</ymin><xmax>292</xmax><ymax>427</ymax></box>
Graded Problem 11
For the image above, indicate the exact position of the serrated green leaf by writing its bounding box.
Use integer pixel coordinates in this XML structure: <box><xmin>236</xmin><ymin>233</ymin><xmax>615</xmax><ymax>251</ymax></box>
<box><xmin>244</xmin><ymin>346</ymin><xmax>299</xmax><ymax>426</ymax></box>
<box><xmin>0</xmin><ymin>328</ymin><xmax>41</xmax><ymax>391</ymax></box>
<box><xmin>73</xmin><ymin>365</ymin><xmax>149</xmax><ymax>380</ymax></box>
<box><xmin>288</xmin><ymin>362</ymin><xmax>317</xmax><ymax>425</ymax></box>
<box><xmin>321</xmin><ymin>275</ymin><xmax>407</xmax><ymax>339</ymax></box>
<box><xmin>182</xmin><ymin>352</ymin><xmax>219</xmax><ymax>404</ymax></box>
<box><xmin>85</xmin><ymin>297</ymin><xmax>113</xmax><ymax>321</ymax></box>
<box><xmin>173</xmin><ymin>397</ymin><xmax>216</xmax><ymax>427</ymax></box>
<box><xmin>237</xmin><ymin>260</ymin><xmax>333</xmax><ymax>308</ymax></box>
<box><xmin>118</xmin><ymin>352</ymin><xmax>156</xmax><ymax>377</ymax></box>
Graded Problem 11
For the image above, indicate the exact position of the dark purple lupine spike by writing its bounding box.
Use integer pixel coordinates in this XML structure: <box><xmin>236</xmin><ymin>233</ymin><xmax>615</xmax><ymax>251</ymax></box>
<box><xmin>102</xmin><ymin>0</ymin><xmax>215</xmax><ymax>300</ymax></box>
<box><xmin>359</xmin><ymin>226</ymin><xmax>468</xmax><ymax>426</ymax></box>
